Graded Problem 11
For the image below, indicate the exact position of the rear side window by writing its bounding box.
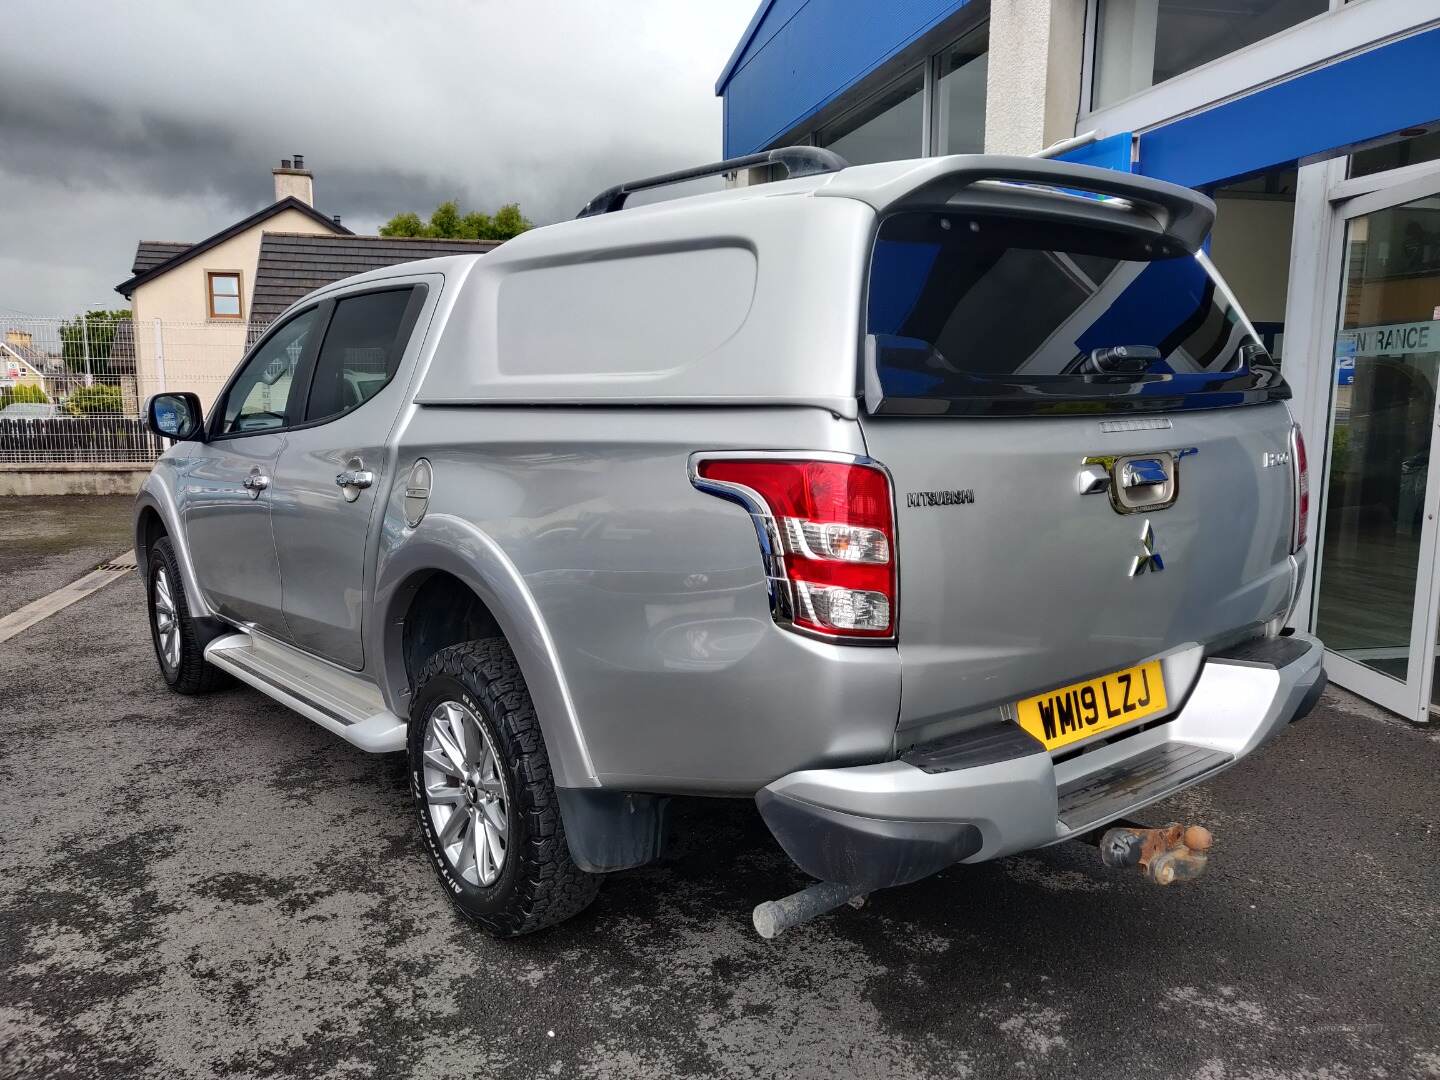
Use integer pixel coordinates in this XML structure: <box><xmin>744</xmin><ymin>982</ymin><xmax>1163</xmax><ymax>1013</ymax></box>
<box><xmin>864</xmin><ymin>211</ymin><xmax>1286</xmax><ymax>416</ymax></box>
<box><xmin>305</xmin><ymin>287</ymin><xmax>424</xmax><ymax>423</ymax></box>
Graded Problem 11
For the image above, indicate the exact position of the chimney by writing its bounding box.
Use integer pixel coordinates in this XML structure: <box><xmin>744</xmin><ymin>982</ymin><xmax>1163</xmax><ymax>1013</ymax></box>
<box><xmin>272</xmin><ymin>154</ymin><xmax>314</xmax><ymax>206</ymax></box>
<box><xmin>6</xmin><ymin>329</ymin><xmax>33</xmax><ymax>350</ymax></box>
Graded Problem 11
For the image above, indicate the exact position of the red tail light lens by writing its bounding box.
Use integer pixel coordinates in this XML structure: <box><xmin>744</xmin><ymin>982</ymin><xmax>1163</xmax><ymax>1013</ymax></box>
<box><xmin>694</xmin><ymin>458</ymin><xmax>896</xmax><ymax>639</ymax></box>
<box><xmin>1291</xmin><ymin>423</ymin><xmax>1309</xmax><ymax>552</ymax></box>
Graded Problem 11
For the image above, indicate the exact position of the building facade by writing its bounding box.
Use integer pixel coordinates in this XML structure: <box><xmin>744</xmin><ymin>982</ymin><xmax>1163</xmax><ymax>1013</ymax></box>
<box><xmin>115</xmin><ymin>160</ymin><xmax>498</xmax><ymax>411</ymax></box>
<box><xmin>718</xmin><ymin>0</ymin><xmax>1440</xmax><ymax>722</ymax></box>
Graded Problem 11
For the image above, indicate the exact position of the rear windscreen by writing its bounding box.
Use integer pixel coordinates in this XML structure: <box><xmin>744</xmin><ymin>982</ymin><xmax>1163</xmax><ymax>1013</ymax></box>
<box><xmin>864</xmin><ymin>211</ymin><xmax>1287</xmax><ymax>416</ymax></box>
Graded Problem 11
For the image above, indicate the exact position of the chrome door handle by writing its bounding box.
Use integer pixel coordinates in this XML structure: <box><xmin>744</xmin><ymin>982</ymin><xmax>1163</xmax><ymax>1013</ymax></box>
<box><xmin>335</xmin><ymin>469</ymin><xmax>375</xmax><ymax>489</ymax></box>
<box><xmin>242</xmin><ymin>472</ymin><xmax>271</xmax><ymax>492</ymax></box>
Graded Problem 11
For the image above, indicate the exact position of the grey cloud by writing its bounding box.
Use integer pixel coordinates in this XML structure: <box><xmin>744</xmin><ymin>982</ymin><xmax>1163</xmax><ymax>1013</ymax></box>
<box><xmin>0</xmin><ymin>0</ymin><xmax>754</xmax><ymax>314</ymax></box>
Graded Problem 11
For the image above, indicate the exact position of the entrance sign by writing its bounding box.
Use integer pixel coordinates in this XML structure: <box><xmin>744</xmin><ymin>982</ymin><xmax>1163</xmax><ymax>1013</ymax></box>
<box><xmin>1337</xmin><ymin>320</ymin><xmax>1439</xmax><ymax>358</ymax></box>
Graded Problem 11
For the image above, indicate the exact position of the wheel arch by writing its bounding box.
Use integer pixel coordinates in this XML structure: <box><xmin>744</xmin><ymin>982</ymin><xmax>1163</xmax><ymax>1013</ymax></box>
<box><xmin>374</xmin><ymin>520</ymin><xmax>597</xmax><ymax>789</ymax></box>
<box><xmin>133</xmin><ymin>480</ymin><xmax>213</xmax><ymax>619</ymax></box>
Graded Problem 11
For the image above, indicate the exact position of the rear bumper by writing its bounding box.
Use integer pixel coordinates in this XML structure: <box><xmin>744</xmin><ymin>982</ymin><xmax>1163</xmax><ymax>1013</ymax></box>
<box><xmin>757</xmin><ymin>632</ymin><xmax>1325</xmax><ymax>891</ymax></box>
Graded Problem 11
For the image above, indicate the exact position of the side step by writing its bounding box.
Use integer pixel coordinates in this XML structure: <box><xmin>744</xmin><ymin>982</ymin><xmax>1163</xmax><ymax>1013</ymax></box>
<box><xmin>205</xmin><ymin>632</ymin><xmax>407</xmax><ymax>753</ymax></box>
<box><xmin>1057</xmin><ymin>742</ymin><xmax>1231</xmax><ymax>832</ymax></box>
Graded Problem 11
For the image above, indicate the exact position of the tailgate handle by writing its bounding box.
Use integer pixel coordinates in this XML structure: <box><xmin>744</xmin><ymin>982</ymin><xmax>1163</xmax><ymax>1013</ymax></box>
<box><xmin>1121</xmin><ymin>459</ymin><xmax>1168</xmax><ymax>489</ymax></box>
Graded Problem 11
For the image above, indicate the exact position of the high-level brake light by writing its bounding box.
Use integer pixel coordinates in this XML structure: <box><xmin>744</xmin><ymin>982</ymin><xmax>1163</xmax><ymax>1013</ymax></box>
<box><xmin>693</xmin><ymin>458</ymin><xmax>897</xmax><ymax>639</ymax></box>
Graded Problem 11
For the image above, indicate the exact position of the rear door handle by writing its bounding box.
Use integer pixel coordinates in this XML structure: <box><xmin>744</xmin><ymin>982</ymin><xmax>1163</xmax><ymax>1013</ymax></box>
<box><xmin>335</xmin><ymin>469</ymin><xmax>375</xmax><ymax>489</ymax></box>
<box><xmin>242</xmin><ymin>472</ymin><xmax>271</xmax><ymax>497</ymax></box>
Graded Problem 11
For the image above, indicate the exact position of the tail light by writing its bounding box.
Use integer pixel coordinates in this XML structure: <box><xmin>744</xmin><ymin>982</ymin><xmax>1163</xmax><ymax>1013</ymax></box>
<box><xmin>692</xmin><ymin>456</ymin><xmax>897</xmax><ymax>640</ymax></box>
<box><xmin>1291</xmin><ymin>423</ymin><xmax>1309</xmax><ymax>553</ymax></box>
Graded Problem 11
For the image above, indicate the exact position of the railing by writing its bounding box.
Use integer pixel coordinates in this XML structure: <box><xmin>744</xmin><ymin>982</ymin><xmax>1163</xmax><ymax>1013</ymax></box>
<box><xmin>2</xmin><ymin>314</ymin><xmax>240</xmax><ymax>465</ymax></box>
<box><xmin>0</xmin><ymin>415</ymin><xmax>165</xmax><ymax>464</ymax></box>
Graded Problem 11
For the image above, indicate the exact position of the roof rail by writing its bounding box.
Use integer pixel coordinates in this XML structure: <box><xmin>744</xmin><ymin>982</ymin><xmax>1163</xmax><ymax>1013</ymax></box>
<box><xmin>576</xmin><ymin>146</ymin><xmax>848</xmax><ymax>218</ymax></box>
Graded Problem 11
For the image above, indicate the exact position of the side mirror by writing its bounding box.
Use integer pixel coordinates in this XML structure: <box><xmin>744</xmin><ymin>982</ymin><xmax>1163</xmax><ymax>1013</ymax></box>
<box><xmin>145</xmin><ymin>392</ymin><xmax>205</xmax><ymax>442</ymax></box>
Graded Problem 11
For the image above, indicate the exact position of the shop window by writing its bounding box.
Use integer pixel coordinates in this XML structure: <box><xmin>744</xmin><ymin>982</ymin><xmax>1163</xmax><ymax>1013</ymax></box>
<box><xmin>1207</xmin><ymin>168</ymin><xmax>1297</xmax><ymax>364</ymax></box>
<box><xmin>935</xmin><ymin>26</ymin><xmax>989</xmax><ymax>156</ymax></box>
<box><xmin>1093</xmin><ymin>0</ymin><xmax>1328</xmax><ymax>110</ymax></box>
<box><xmin>1351</xmin><ymin>128</ymin><xmax>1440</xmax><ymax>180</ymax></box>
<box><xmin>818</xmin><ymin>69</ymin><xmax>925</xmax><ymax>166</ymax></box>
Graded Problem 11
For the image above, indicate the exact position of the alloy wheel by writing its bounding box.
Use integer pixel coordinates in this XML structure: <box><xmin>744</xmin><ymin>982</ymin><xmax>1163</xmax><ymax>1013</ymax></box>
<box><xmin>152</xmin><ymin>567</ymin><xmax>181</xmax><ymax>672</ymax></box>
<box><xmin>422</xmin><ymin>699</ymin><xmax>510</xmax><ymax>887</ymax></box>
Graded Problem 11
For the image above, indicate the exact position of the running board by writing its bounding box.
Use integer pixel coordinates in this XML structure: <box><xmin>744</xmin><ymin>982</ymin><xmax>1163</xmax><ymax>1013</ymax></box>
<box><xmin>204</xmin><ymin>632</ymin><xmax>407</xmax><ymax>753</ymax></box>
<box><xmin>1056</xmin><ymin>742</ymin><xmax>1231</xmax><ymax>832</ymax></box>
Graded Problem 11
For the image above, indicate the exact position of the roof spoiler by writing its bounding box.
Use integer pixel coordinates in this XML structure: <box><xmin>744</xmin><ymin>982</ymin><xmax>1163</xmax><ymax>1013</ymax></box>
<box><xmin>816</xmin><ymin>155</ymin><xmax>1215</xmax><ymax>254</ymax></box>
<box><xmin>577</xmin><ymin>146</ymin><xmax>848</xmax><ymax>218</ymax></box>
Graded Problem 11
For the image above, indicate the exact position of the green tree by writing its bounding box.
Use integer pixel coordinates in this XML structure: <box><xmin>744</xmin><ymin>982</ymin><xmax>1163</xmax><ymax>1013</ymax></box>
<box><xmin>379</xmin><ymin>211</ymin><xmax>426</xmax><ymax>237</ymax></box>
<box><xmin>380</xmin><ymin>201</ymin><xmax>533</xmax><ymax>241</ymax></box>
<box><xmin>59</xmin><ymin>309</ymin><xmax>133</xmax><ymax>377</ymax></box>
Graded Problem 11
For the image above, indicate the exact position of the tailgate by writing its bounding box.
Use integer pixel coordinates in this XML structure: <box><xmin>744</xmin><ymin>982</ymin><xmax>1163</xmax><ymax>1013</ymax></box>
<box><xmin>862</xmin><ymin>405</ymin><xmax>1298</xmax><ymax>737</ymax></box>
<box><xmin>856</xmin><ymin>194</ymin><xmax>1299</xmax><ymax>741</ymax></box>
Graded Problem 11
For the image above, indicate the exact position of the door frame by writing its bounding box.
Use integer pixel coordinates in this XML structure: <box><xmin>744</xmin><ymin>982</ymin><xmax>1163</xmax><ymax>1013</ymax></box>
<box><xmin>1301</xmin><ymin>166</ymin><xmax>1440</xmax><ymax>723</ymax></box>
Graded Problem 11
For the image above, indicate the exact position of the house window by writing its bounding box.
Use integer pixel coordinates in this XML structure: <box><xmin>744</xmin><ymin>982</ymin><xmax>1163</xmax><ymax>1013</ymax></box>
<box><xmin>1092</xmin><ymin>0</ymin><xmax>1329</xmax><ymax>110</ymax></box>
<box><xmin>207</xmin><ymin>271</ymin><xmax>242</xmax><ymax>319</ymax></box>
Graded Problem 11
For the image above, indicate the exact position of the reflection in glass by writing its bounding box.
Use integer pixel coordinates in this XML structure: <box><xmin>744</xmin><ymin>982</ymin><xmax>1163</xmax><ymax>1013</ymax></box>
<box><xmin>935</xmin><ymin>28</ymin><xmax>988</xmax><ymax>156</ymax></box>
<box><xmin>818</xmin><ymin>69</ymin><xmax>924</xmax><ymax>166</ymax></box>
<box><xmin>1093</xmin><ymin>0</ymin><xmax>1328</xmax><ymax>108</ymax></box>
<box><xmin>1351</xmin><ymin>129</ymin><xmax>1440</xmax><ymax>181</ymax></box>
<box><xmin>1314</xmin><ymin>196</ymin><xmax>1440</xmax><ymax>696</ymax></box>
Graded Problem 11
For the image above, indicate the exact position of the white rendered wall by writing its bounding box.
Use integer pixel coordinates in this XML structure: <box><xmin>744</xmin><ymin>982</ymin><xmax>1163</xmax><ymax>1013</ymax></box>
<box><xmin>984</xmin><ymin>0</ymin><xmax>1087</xmax><ymax>154</ymax></box>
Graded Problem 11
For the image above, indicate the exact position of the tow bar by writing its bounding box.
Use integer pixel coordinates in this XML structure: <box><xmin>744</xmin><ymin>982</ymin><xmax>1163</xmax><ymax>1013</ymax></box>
<box><xmin>1095</xmin><ymin>821</ymin><xmax>1213</xmax><ymax>885</ymax></box>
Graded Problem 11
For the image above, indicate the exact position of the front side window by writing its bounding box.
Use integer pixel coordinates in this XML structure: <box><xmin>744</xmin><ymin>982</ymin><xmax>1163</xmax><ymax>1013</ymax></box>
<box><xmin>207</xmin><ymin>271</ymin><xmax>242</xmax><ymax>319</ymax></box>
<box><xmin>221</xmin><ymin>307</ymin><xmax>319</xmax><ymax>434</ymax></box>
<box><xmin>304</xmin><ymin>288</ymin><xmax>420</xmax><ymax>423</ymax></box>
<box><xmin>1092</xmin><ymin>0</ymin><xmax>1328</xmax><ymax>110</ymax></box>
<box><xmin>817</xmin><ymin>68</ymin><xmax>924</xmax><ymax>166</ymax></box>
<box><xmin>865</xmin><ymin>211</ymin><xmax>1285</xmax><ymax>416</ymax></box>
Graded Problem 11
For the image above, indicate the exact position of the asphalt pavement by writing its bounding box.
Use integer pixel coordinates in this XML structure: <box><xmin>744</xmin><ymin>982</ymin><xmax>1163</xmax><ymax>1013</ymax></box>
<box><xmin>0</xmin><ymin>495</ymin><xmax>134</xmax><ymax>616</ymax></box>
<box><xmin>0</xmin><ymin>507</ymin><xmax>1437</xmax><ymax>1079</ymax></box>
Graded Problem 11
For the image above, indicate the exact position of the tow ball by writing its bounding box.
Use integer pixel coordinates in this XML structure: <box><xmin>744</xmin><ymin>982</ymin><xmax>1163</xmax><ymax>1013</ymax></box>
<box><xmin>1096</xmin><ymin>821</ymin><xmax>1213</xmax><ymax>885</ymax></box>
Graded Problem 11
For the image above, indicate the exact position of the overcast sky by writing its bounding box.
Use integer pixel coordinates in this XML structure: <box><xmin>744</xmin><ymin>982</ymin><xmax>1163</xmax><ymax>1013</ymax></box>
<box><xmin>0</xmin><ymin>0</ymin><xmax>756</xmax><ymax>316</ymax></box>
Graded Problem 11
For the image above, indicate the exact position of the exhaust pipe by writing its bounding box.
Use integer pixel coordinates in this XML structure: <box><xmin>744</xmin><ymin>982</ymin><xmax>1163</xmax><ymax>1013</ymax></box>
<box><xmin>1099</xmin><ymin>822</ymin><xmax>1213</xmax><ymax>885</ymax></box>
<box><xmin>753</xmin><ymin>880</ymin><xmax>868</xmax><ymax>939</ymax></box>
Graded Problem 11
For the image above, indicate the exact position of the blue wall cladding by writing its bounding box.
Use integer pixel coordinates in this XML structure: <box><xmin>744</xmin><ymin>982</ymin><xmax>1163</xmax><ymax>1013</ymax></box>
<box><xmin>717</xmin><ymin>0</ymin><xmax>974</xmax><ymax>157</ymax></box>
<box><xmin>1137</xmin><ymin>25</ymin><xmax>1440</xmax><ymax>189</ymax></box>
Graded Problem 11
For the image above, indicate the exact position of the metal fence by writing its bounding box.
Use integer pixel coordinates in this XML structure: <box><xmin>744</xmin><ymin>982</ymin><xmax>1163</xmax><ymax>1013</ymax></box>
<box><xmin>1</xmin><ymin>316</ymin><xmax>241</xmax><ymax>465</ymax></box>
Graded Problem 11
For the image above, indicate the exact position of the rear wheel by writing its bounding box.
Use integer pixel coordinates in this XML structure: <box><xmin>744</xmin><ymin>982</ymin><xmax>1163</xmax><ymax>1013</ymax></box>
<box><xmin>408</xmin><ymin>638</ymin><xmax>600</xmax><ymax>937</ymax></box>
<box><xmin>146</xmin><ymin>536</ymin><xmax>229</xmax><ymax>694</ymax></box>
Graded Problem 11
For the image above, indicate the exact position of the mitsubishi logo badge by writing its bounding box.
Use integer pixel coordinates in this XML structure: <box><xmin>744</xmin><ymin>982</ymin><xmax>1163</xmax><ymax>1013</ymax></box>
<box><xmin>1131</xmin><ymin>521</ymin><xmax>1164</xmax><ymax>576</ymax></box>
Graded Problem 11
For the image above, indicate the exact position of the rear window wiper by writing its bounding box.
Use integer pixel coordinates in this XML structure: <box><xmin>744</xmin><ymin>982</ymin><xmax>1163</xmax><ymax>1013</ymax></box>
<box><xmin>1075</xmin><ymin>345</ymin><xmax>1162</xmax><ymax>375</ymax></box>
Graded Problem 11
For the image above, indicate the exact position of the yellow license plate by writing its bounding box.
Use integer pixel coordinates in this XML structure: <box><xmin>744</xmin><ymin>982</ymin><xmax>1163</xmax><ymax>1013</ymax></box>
<box><xmin>1015</xmin><ymin>661</ymin><xmax>1168</xmax><ymax>751</ymax></box>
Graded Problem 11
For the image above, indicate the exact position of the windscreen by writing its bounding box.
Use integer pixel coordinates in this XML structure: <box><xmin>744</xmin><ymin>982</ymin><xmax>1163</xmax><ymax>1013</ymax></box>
<box><xmin>864</xmin><ymin>211</ymin><xmax>1287</xmax><ymax>416</ymax></box>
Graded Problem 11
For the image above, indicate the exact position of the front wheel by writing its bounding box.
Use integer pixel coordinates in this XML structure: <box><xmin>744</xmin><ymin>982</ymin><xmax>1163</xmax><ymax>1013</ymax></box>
<box><xmin>146</xmin><ymin>536</ymin><xmax>229</xmax><ymax>695</ymax></box>
<box><xmin>408</xmin><ymin>638</ymin><xmax>600</xmax><ymax>937</ymax></box>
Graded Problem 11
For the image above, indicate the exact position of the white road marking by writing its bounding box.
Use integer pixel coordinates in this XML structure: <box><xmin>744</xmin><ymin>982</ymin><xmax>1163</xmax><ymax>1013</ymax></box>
<box><xmin>0</xmin><ymin>551</ymin><xmax>137</xmax><ymax>645</ymax></box>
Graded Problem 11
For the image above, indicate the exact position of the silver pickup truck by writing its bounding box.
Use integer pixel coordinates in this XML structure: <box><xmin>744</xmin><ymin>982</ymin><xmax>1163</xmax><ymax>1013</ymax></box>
<box><xmin>136</xmin><ymin>150</ymin><xmax>1325</xmax><ymax>938</ymax></box>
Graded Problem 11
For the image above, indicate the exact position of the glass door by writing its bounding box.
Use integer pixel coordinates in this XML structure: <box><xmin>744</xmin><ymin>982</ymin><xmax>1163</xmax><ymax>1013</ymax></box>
<box><xmin>1313</xmin><ymin>181</ymin><xmax>1440</xmax><ymax>722</ymax></box>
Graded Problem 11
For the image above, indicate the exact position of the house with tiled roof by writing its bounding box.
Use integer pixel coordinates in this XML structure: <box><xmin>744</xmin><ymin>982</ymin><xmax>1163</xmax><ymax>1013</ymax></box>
<box><xmin>246</xmin><ymin>232</ymin><xmax>500</xmax><ymax>345</ymax></box>
<box><xmin>115</xmin><ymin>157</ymin><xmax>498</xmax><ymax>408</ymax></box>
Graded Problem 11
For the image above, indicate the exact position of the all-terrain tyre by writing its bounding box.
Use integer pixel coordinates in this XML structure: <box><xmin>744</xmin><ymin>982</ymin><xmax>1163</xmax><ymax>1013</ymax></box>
<box><xmin>408</xmin><ymin>638</ymin><xmax>601</xmax><ymax>937</ymax></box>
<box><xmin>146</xmin><ymin>536</ymin><xmax>230</xmax><ymax>695</ymax></box>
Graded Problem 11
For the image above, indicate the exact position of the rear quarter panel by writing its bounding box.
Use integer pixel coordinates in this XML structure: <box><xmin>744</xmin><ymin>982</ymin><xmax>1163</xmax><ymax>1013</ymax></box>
<box><xmin>375</xmin><ymin>406</ymin><xmax>902</xmax><ymax>792</ymax></box>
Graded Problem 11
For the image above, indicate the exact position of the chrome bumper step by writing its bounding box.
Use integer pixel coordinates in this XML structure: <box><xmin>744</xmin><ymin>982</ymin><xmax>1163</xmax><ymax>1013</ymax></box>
<box><xmin>1056</xmin><ymin>742</ymin><xmax>1232</xmax><ymax>832</ymax></box>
